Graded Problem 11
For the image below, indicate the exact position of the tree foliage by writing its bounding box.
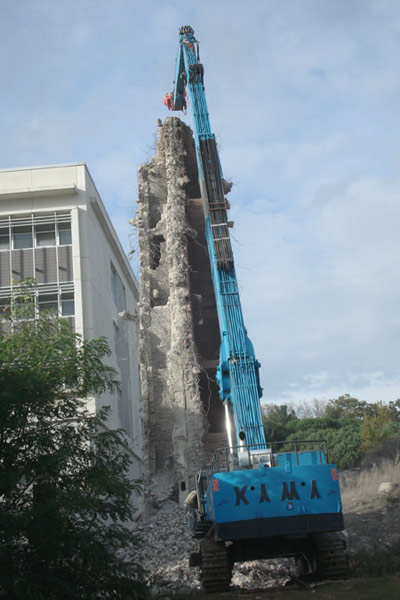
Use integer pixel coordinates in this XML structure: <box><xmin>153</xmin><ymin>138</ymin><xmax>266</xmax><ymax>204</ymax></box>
<box><xmin>262</xmin><ymin>395</ymin><xmax>400</xmax><ymax>470</ymax></box>
<box><xmin>325</xmin><ymin>394</ymin><xmax>373</xmax><ymax>420</ymax></box>
<box><xmin>284</xmin><ymin>417</ymin><xmax>363</xmax><ymax>470</ymax></box>
<box><xmin>262</xmin><ymin>404</ymin><xmax>298</xmax><ymax>442</ymax></box>
<box><xmin>360</xmin><ymin>401</ymin><xmax>400</xmax><ymax>452</ymax></box>
<box><xmin>0</xmin><ymin>308</ymin><xmax>146</xmax><ymax>599</ymax></box>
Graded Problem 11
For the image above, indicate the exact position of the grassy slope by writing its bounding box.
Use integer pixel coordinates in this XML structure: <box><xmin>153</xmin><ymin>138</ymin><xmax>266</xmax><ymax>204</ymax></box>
<box><xmin>340</xmin><ymin>459</ymin><xmax>400</xmax><ymax>513</ymax></box>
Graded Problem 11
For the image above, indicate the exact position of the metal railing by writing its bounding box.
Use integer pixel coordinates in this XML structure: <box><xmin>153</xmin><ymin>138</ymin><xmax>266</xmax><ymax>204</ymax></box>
<box><xmin>208</xmin><ymin>439</ymin><xmax>329</xmax><ymax>476</ymax></box>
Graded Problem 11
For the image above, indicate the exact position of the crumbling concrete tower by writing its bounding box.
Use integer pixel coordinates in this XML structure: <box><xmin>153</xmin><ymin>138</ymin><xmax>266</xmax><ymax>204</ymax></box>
<box><xmin>136</xmin><ymin>118</ymin><xmax>208</xmax><ymax>503</ymax></box>
<box><xmin>136</xmin><ymin>117</ymin><xmax>228</xmax><ymax>505</ymax></box>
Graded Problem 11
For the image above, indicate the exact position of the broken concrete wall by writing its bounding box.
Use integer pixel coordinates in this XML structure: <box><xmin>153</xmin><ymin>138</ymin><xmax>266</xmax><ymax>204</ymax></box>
<box><xmin>136</xmin><ymin>117</ymin><xmax>207</xmax><ymax>504</ymax></box>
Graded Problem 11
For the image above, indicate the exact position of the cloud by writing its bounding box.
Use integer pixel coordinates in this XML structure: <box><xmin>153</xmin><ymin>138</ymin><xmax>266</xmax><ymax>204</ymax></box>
<box><xmin>230</xmin><ymin>170</ymin><xmax>400</xmax><ymax>403</ymax></box>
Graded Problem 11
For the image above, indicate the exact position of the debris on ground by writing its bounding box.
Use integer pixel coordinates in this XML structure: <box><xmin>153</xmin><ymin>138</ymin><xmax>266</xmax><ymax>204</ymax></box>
<box><xmin>129</xmin><ymin>500</ymin><xmax>294</xmax><ymax>594</ymax></box>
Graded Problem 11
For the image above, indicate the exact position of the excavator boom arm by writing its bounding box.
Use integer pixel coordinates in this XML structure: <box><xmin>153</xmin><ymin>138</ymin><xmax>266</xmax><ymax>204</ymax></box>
<box><xmin>166</xmin><ymin>26</ymin><xmax>266</xmax><ymax>449</ymax></box>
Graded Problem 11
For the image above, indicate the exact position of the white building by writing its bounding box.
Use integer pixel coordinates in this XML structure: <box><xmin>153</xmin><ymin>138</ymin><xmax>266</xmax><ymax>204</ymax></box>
<box><xmin>0</xmin><ymin>163</ymin><xmax>143</xmax><ymax>495</ymax></box>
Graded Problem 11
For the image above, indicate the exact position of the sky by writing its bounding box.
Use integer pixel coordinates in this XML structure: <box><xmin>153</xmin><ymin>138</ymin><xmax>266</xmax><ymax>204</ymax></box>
<box><xmin>1</xmin><ymin>0</ymin><xmax>400</xmax><ymax>406</ymax></box>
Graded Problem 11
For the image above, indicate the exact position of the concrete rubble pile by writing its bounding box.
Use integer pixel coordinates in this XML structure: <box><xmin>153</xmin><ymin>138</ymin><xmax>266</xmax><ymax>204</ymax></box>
<box><xmin>129</xmin><ymin>500</ymin><xmax>294</xmax><ymax>594</ymax></box>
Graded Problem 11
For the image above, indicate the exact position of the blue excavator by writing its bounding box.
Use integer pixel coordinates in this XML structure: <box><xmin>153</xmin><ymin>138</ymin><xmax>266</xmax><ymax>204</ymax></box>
<box><xmin>164</xmin><ymin>25</ymin><xmax>346</xmax><ymax>592</ymax></box>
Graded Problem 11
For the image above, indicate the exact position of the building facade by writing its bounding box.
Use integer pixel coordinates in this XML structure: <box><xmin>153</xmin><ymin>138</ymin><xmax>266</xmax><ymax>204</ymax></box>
<box><xmin>0</xmin><ymin>163</ymin><xmax>143</xmax><ymax>498</ymax></box>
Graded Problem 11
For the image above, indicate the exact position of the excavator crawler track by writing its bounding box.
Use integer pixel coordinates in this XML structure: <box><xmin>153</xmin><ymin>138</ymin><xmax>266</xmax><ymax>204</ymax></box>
<box><xmin>313</xmin><ymin>532</ymin><xmax>347</xmax><ymax>580</ymax></box>
<box><xmin>200</xmin><ymin>538</ymin><xmax>232</xmax><ymax>593</ymax></box>
<box><xmin>193</xmin><ymin>519</ymin><xmax>212</xmax><ymax>538</ymax></box>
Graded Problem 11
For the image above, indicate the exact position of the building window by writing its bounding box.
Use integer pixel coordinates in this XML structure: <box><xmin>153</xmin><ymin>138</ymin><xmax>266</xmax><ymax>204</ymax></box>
<box><xmin>113</xmin><ymin>321</ymin><xmax>120</xmax><ymax>360</ymax></box>
<box><xmin>110</xmin><ymin>261</ymin><xmax>126</xmax><ymax>312</ymax></box>
<box><xmin>0</xmin><ymin>297</ymin><xmax>10</xmax><ymax>319</ymax></box>
<box><xmin>58</xmin><ymin>223</ymin><xmax>72</xmax><ymax>245</ymax></box>
<box><xmin>111</xmin><ymin>263</ymin><xmax>118</xmax><ymax>307</ymax></box>
<box><xmin>38</xmin><ymin>294</ymin><xmax>58</xmax><ymax>315</ymax></box>
<box><xmin>0</xmin><ymin>213</ymin><xmax>73</xmax><ymax>288</ymax></box>
<box><xmin>13</xmin><ymin>227</ymin><xmax>33</xmax><ymax>249</ymax></box>
<box><xmin>0</xmin><ymin>228</ymin><xmax>9</xmax><ymax>251</ymax></box>
<box><xmin>61</xmin><ymin>293</ymin><xmax>74</xmax><ymax>316</ymax></box>
<box><xmin>35</xmin><ymin>224</ymin><xmax>56</xmax><ymax>247</ymax></box>
<box><xmin>0</xmin><ymin>289</ymin><xmax>75</xmax><ymax>326</ymax></box>
<box><xmin>13</xmin><ymin>300</ymin><xmax>35</xmax><ymax>321</ymax></box>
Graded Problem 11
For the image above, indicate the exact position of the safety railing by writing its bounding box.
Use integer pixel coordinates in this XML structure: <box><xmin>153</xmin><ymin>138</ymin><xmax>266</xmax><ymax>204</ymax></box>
<box><xmin>208</xmin><ymin>439</ymin><xmax>329</xmax><ymax>476</ymax></box>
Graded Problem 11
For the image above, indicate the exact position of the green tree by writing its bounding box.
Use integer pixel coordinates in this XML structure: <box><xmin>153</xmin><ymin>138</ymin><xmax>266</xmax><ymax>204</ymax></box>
<box><xmin>262</xmin><ymin>396</ymin><xmax>400</xmax><ymax>470</ymax></box>
<box><xmin>360</xmin><ymin>401</ymin><xmax>400</xmax><ymax>451</ymax></box>
<box><xmin>262</xmin><ymin>401</ymin><xmax>365</xmax><ymax>469</ymax></box>
<box><xmin>262</xmin><ymin>404</ymin><xmax>298</xmax><ymax>442</ymax></box>
<box><xmin>0</xmin><ymin>309</ymin><xmax>146</xmax><ymax>599</ymax></box>
<box><xmin>385</xmin><ymin>399</ymin><xmax>400</xmax><ymax>422</ymax></box>
<box><xmin>325</xmin><ymin>394</ymin><xmax>372</xmax><ymax>420</ymax></box>
<box><xmin>285</xmin><ymin>417</ymin><xmax>363</xmax><ymax>469</ymax></box>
